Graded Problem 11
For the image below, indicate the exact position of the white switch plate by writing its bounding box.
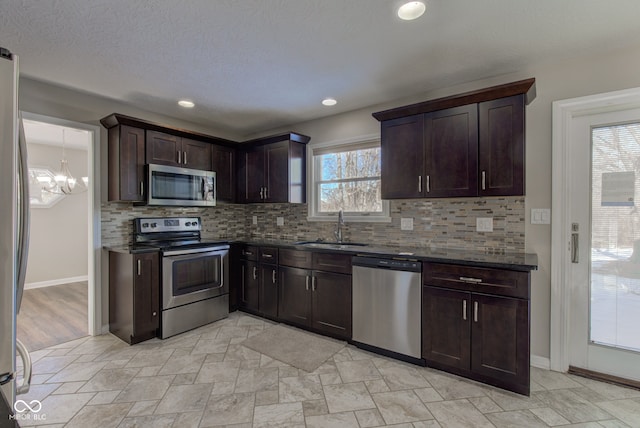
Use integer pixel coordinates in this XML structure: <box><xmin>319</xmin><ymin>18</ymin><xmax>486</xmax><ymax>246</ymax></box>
<box><xmin>476</xmin><ymin>217</ymin><xmax>493</xmax><ymax>232</ymax></box>
<box><xmin>276</xmin><ymin>217</ymin><xmax>284</xmax><ymax>226</ymax></box>
<box><xmin>400</xmin><ymin>217</ymin><xmax>414</xmax><ymax>231</ymax></box>
<box><xmin>252</xmin><ymin>215</ymin><xmax>257</xmax><ymax>225</ymax></box>
<box><xmin>531</xmin><ymin>208</ymin><xmax>551</xmax><ymax>225</ymax></box>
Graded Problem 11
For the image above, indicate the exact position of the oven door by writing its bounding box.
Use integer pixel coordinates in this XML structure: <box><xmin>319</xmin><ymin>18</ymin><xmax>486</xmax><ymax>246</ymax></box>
<box><xmin>162</xmin><ymin>246</ymin><xmax>229</xmax><ymax>310</ymax></box>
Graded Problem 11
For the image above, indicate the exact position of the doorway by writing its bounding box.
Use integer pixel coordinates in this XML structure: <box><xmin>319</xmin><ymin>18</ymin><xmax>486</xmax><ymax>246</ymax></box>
<box><xmin>551</xmin><ymin>88</ymin><xmax>640</xmax><ymax>382</ymax></box>
<box><xmin>17</xmin><ymin>112</ymin><xmax>101</xmax><ymax>350</ymax></box>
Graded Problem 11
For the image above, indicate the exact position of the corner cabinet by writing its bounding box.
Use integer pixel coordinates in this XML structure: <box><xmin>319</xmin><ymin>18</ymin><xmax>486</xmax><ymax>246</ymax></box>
<box><xmin>109</xmin><ymin>250</ymin><xmax>160</xmax><ymax>345</ymax></box>
<box><xmin>107</xmin><ymin>125</ymin><xmax>146</xmax><ymax>202</ymax></box>
<box><xmin>236</xmin><ymin>133</ymin><xmax>310</xmax><ymax>204</ymax></box>
<box><xmin>375</xmin><ymin>78</ymin><xmax>534</xmax><ymax>199</ymax></box>
<box><xmin>422</xmin><ymin>262</ymin><xmax>531</xmax><ymax>395</ymax></box>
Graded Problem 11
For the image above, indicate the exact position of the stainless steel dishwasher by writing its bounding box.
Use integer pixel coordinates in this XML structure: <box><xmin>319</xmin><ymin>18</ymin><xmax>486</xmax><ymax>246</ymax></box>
<box><xmin>352</xmin><ymin>256</ymin><xmax>422</xmax><ymax>362</ymax></box>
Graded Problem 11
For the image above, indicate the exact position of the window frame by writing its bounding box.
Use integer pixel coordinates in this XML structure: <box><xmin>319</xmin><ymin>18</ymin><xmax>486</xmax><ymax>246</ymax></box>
<box><xmin>307</xmin><ymin>134</ymin><xmax>391</xmax><ymax>223</ymax></box>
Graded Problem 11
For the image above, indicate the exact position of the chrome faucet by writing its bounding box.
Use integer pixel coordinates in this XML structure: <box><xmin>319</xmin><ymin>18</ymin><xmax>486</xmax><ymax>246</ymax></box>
<box><xmin>334</xmin><ymin>209</ymin><xmax>345</xmax><ymax>243</ymax></box>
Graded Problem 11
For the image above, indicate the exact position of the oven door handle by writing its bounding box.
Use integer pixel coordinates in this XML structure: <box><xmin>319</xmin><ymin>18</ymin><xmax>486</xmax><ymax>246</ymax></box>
<box><xmin>163</xmin><ymin>247</ymin><xmax>229</xmax><ymax>257</ymax></box>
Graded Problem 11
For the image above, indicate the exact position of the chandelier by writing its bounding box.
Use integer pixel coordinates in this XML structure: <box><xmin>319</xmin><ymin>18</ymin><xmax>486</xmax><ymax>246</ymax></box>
<box><xmin>42</xmin><ymin>128</ymin><xmax>88</xmax><ymax>195</ymax></box>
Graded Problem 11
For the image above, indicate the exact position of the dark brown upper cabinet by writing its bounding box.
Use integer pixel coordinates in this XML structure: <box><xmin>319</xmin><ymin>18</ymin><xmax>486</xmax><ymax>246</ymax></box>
<box><xmin>211</xmin><ymin>144</ymin><xmax>236</xmax><ymax>203</ymax></box>
<box><xmin>146</xmin><ymin>130</ymin><xmax>212</xmax><ymax>171</ymax></box>
<box><xmin>107</xmin><ymin>124</ymin><xmax>146</xmax><ymax>202</ymax></box>
<box><xmin>374</xmin><ymin>78</ymin><xmax>534</xmax><ymax>199</ymax></box>
<box><xmin>236</xmin><ymin>133</ymin><xmax>310</xmax><ymax>204</ymax></box>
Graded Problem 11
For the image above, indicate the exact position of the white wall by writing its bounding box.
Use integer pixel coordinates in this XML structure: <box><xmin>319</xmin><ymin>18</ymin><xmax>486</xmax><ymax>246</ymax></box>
<box><xmin>18</xmin><ymin>44</ymin><xmax>640</xmax><ymax>358</ymax></box>
<box><xmin>25</xmin><ymin>143</ymin><xmax>88</xmax><ymax>286</ymax></box>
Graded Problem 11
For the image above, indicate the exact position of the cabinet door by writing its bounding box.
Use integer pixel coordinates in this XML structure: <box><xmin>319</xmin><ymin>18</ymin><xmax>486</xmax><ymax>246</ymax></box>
<box><xmin>422</xmin><ymin>286</ymin><xmax>470</xmax><ymax>370</ymax></box>
<box><xmin>245</xmin><ymin>147</ymin><xmax>265</xmax><ymax>203</ymax></box>
<box><xmin>239</xmin><ymin>260</ymin><xmax>260</xmax><ymax>312</ymax></box>
<box><xmin>133</xmin><ymin>252</ymin><xmax>160</xmax><ymax>339</ymax></box>
<box><xmin>264</xmin><ymin>141</ymin><xmax>290</xmax><ymax>203</ymax></box>
<box><xmin>380</xmin><ymin>114</ymin><xmax>425</xmax><ymax>199</ymax></box>
<box><xmin>212</xmin><ymin>145</ymin><xmax>235</xmax><ymax>202</ymax></box>
<box><xmin>471</xmin><ymin>293</ymin><xmax>529</xmax><ymax>389</ymax></box>
<box><xmin>311</xmin><ymin>271</ymin><xmax>352</xmax><ymax>340</ymax></box>
<box><xmin>479</xmin><ymin>95</ymin><xmax>525</xmax><ymax>196</ymax></box>
<box><xmin>182</xmin><ymin>138</ymin><xmax>212</xmax><ymax>171</ymax></box>
<box><xmin>108</xmin><ymin>125</ymin><xmax>145</xmax><ymax>202</ymax></box>
<box><xmin>424</xmin><ymin>105</ymin><xmax>478</xmax><ymax>197</ymax></box>
<box><xmin>260</xmin><ymin>264</ymin><xmax>278</xmax><ymax>319</ymax></box>
<box><xmin>146</xmin><ymin>130</ymin><xmax>181</xmax><ymax>166</ymax></box>
<box><xmin>278</xmin><ymin>266</ymin><xmax>311</xmax><ymax>327</ymax></box>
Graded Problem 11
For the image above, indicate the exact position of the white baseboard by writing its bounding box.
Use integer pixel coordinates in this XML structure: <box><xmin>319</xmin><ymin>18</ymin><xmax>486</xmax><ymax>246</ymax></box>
<box><xmin>25</xmin><ymin>275</ymin><xmax>89</xmax><ymax>290</ymax></box>
<box><xmin>531</xmin><ymin>354</ymin><xmax>551</xmax><ymax>370</ymax></box>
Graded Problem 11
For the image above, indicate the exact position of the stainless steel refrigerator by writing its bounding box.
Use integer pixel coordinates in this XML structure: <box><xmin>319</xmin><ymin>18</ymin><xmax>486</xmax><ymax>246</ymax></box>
<box><xmin>0</xmin><ymin>47</ymin><xmax>32</xmax><ymax>418</ymax></box>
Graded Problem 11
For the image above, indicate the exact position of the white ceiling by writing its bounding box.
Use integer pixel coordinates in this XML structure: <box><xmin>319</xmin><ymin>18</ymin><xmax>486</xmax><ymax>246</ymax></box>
<box><xmin>2</xmin><ymin>0</ymin><xmax>640</xmax><ymax>137</ymax></box>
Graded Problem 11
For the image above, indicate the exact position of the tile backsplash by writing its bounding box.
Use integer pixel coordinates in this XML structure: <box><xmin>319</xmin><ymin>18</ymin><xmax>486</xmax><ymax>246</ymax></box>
<box><xmin>101</xmin><ymin>196</ymin><xmax>524</xmax><ymax>252</ymax></box>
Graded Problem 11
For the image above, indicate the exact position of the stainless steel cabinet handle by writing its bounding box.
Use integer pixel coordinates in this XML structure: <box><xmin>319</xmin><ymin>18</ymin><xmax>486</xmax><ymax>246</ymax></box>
<box><xmin>253</xmin><ymin>266</ymin><xmax>257</xmax><ymax>280</ymax></box>
<box><xmin>260</xmin><ymin>187</ymin><xmax>264</xmax><ymax>199</ymax></box>
<box><xmin>15</xmin><ymin>339</ymin><xmax>32</xmax><ymax>395</ymax></box>
<box><xmin>183</xmin><ymin>151</ymin><xmax>187</xmax><ymax>165</ymax></box>
<box><xmin>305</xmin><ymin>275</ymin><xmax>310</xmax><ymax>291</ymax></box>
<box><xmin>137</xmin><ymin>259</ymin><xmax>141</xmax><ymax>275</ymax></box>
<box><xmin>571</xmin><ymin>223</ymin><xmax>579</xmax><ymax>263</ymax></box>
<box><xmin>262</xmin><ymin>254</ymin><xmax>273</xmax><ymax>259</ymax></box>
<box><xmin>418</xmin><ymin>175</ymin><xmax>422</xmax><ymax>193</ymax></box>
<box><xmin>140</xmin><ymin>181</ymin><xmax>144</xmax><ymax>196</ymax></box>
<box><xmin>426</xmin><ymin>175</ymin><xmax>430</xmax><ymax>193</ymax></box>
<box><xmin>177</xmin><ymin>150</ymin><xmax>182</xmax><ymax>164</ymax></box>
<box><xmin>463</xmin><ymin>300</ymin><xmax>467</xmax><ymax>321</ymax></box>
<box><xmin>243</xmin><ymin>250</ymin><xmax>253</xmax><ymax>256</ymax></box>
<box><xmin>481</xmin><ymin>170</ymin><xmax>486</xmax><ymax>190</ymax></box>
<box><xmin>264</xmin><ymin>186</ymin><xmax>268</xmax><ymax>199</ymax></box>
<box><xmin>241</xmin><ymin>266</ymin><xmax>246</xmax><ymax>302</ymax></box>
<box><xmin>312</xmin><ymin>276</ymin><xmax>316</xmax><ymax>291</ymax></box>
<box><xmin>459</xmin><ymin>276</ymin><xmax>482</xmax><ymax>283</ymax></box>
<box><xmin>272</xmin><ymin>270</ymin><xmax>276</xmax><ymax>284</ymax></box>
<box><xmin>474</xmin><ymin>301</ymin><xmax>479</xmax><ymax>323</ymax></box>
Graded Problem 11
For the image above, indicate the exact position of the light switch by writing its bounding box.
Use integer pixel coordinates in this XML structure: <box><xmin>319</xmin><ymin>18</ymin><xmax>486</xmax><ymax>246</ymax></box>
<box><xmin>531</xmin><ymin>209</ymin><xmax>551</xmax><ymax>225</ymax></box>
<box><xmin>252</xmin><ymin>215</ymin><xmax>258</xmax><ymax>225</ymax></box>
<box><xmin>476</xmin><ymin>217</ymin><xmax>493</xmax><ymax>232</ymax></box>
<box><xmin>400</xmin><ymin>217</ymin><xmax>414</xmax><ymax>231</ymax></box>
<box><xmin>276</xmin><ymin>217</ymin><xmax>284</xmax><ymax>226</ymax></box>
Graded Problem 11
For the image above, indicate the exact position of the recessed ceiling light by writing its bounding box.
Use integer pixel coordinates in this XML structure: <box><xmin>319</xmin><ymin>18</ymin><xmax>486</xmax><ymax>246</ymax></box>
<box><xmin>178</xmin><ymin>99</ymin><xmax>195</xmax><ymax>108</ymax></box>
<box><xmin>397</xmin><ymin>1</ymin><xmax>426</xmax><ymax>20</ymax></box>
<box><xmin>322</xmin><ymin>98</ymin><xmax>337</xmax><ymax>106</ymax></box>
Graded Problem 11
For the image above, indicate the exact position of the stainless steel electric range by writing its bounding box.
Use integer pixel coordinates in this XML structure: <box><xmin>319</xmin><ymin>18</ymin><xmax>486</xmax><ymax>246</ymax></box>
<box><xmin>134</xmin><ymin>217</ymin><xmax>229</xmax><ymax>338</ymax></box>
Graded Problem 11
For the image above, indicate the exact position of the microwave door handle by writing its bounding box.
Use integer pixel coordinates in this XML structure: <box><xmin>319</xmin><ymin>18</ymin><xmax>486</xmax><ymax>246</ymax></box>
<box><xmin>202</xmin><ymin>178</ymin><xmax>206</xmax><ymax>200</ymax></box>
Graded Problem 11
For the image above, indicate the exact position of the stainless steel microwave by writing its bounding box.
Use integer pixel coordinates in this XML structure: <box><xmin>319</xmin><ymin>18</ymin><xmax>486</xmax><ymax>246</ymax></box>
<box><xmin>147</xmin><ymin>164</ymin><xmax>216</xmax><ymax>207</ymax></box>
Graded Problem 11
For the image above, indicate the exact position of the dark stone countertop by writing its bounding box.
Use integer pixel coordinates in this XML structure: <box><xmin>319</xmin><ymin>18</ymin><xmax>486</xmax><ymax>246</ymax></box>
<box><xmin>234</xmin><ymin>240</ymin><xmax>538</xmax><ymax>272</ymax></box>
<box><xmin>103</xmin><ymin>245</ymin><xmax>161</xmax><ymax>255</ymax></box>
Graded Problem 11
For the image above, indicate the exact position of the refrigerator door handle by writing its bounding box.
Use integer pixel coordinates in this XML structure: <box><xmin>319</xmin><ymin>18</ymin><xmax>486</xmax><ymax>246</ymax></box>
<box><xmin>15</xmin><ymin>339</ymin><xmax>31</xmax><ymax>395</ymax></box>
<box><xmin>16</xmin><ymin>115</ymin><xmax>30</xmax><ymax>312</ymax></box>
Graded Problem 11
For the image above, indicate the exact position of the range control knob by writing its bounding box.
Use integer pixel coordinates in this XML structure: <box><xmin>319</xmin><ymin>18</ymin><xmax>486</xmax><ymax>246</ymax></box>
<box><xmin>185</xmin><ymin>222</ymin><xmax>191</xmax><ymax>226</ymax></box>
<box><xmin>142</xmin><ymin>223</ymin><xmax>149</xmax><ymax>228</ymax></box>
<box><xmin>192</xmin><ymin>221</ymin><xmax>198</xmax><ymax>226</ymax></box>
<box><xmin>151</xmin><ymin>223</ymin><xmax>157</xmax><ymax>228</ymax></box>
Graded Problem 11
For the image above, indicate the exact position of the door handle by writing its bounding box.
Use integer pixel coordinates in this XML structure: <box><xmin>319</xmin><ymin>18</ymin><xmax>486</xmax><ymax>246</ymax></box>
<box><xmin>177</xmin><ymin>150</ymin><xmax>182</xmax><ymax>164</ymax></box>
<box><xmin>137</xmin><ymin>259</ymin><xmax>141</xmax><ymax>275</ymax></box>
<box><xmin>474</xmin><ymin>301</ymin><xmax>479</xmax><ymax>323</ymax></box>
<box><xmin>312</xmin><ymin>276</ymin><xmax>316</xmax><ymax>291</ymax></box>
<box><xmin>15</xmin><ymin>339</ymin><xmax>32</xmax><ymax>395</ymax></box>
<box><xmin>140</xmin><ymin>181</ymin><xmax>144</xmax><ymax>197</ymax></box>
<box><xmin>462</xmin><ymin>300</ymin><xmax>467</xmax><ymax>321</ymax></box>
<box><xmin>264</xmin><ymin>186</ymin><xmax>268</xmax><ymax>199</ymax></box>
<box><xmin>305</xmin><ymin>275</ymin><xmax>310</xmax><ymax>291</ymax></box>
<box><xmin>241</xmin><ymin>266</ymin><xmax>246</xmax><ymax>302</ymax></box>
<box><xmin>426</xmin><ymin>175</ymin><xmax>430</xmax><ymax>193</ymax></box>
<box><xmin>571</xmin><ymin>223</ymin><xmax>579</xmax><ymax>263</ymax></box>
<box><xmin>418</xmin><ymin>175</ymin><xmax>422</xmax><ymax>193</ymax></box>
<box><xmin>253</xmin><ymin>266</ymin><xmax>257</xmax><ymax>280</ymax></box>
<box><xmin>260</xmin><ymin>187</ymin><xmax>264</xmax><ymax>200</ymax></box>
<box><xmin>481</xmin><ymin>170</ymin><xmax>486</xmax><ymax>190</ymax></box>
<box><xmin>183</xmin><ymin>151</ymin><xmax>187</xmax><ymax>165</ymax></box>
<box><xmin>272</xmin><ymin>270</ymin><xmax>277</xmax><ymax>284</ymax></box>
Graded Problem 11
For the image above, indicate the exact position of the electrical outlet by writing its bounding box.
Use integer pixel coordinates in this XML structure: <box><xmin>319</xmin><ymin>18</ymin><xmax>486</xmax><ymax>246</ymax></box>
<box><xmin>400</xmin><ymin>217</ymin><xmax>414</xmax><ymax>231</ymax></box>
<box><xmin>476</xmin><ymin>217</ymin><xmax>493</xmax><ymax>232</ymax></box>
<box><xmin>276</xmin><ymin>217</ymin><xmax>284</xmax><ymax>226</ymax></box>
<box><xmin>531</xmin><ymin>208</ymin><xmax>551</xmax><ymax>225</ymax></box>
<box><xmin>252</xmin><ymin>215</ymin><xmax>257</xmax><ymax>225</ymax></box>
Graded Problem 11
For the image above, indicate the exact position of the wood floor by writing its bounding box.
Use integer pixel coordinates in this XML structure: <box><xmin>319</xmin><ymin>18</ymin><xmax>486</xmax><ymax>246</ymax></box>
<box><xmin>17</xmin><ymin>281</ymin><xmax>88</xmax><ymax>351</ymax></box>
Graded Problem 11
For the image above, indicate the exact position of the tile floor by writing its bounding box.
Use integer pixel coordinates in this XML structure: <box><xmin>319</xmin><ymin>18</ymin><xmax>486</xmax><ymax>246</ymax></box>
<box><xmin>14</xmin><ymin>312</ymin><xmax>640</xmax><ymax>427</ymax></box>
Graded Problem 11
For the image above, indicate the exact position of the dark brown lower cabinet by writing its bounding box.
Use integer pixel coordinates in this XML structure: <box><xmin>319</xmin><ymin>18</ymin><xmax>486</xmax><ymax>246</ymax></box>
<box><xmin>238</xmin><ymin>260</ymin><xmax>259</xmax><ymax>313</ymax></box>
<box><xmin>109</xmin><ymin>251</ymin><xmax>160</xmax><ymax>345</ymax></box>
<box><xmin>278</xmin><ymin>264</ymin><xmax>352</xmax><ymax>341</ymax></box>
<box><xmin>260</xmin><ymin>264</ymin><xmax>278</xmax><ymax>319</ymax></box>
<box><xmin>422</xmin><ymin>262</ymin><xmax>530</xmax><ymax>395</ymax></box>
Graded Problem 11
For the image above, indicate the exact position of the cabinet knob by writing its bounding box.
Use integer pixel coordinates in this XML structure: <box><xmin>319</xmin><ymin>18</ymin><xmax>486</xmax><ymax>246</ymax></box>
<box><xmin>152</xmin><ymin>312</ymin><xmax>157</xmax><ymax>317</ymax></box>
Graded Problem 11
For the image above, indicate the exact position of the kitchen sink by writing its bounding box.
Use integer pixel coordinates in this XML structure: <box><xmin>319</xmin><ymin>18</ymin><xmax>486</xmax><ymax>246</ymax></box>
<box><xmin>294</xmin><ymin>241</ymin><xmax>369</xmax><ymax>249</ymax></box>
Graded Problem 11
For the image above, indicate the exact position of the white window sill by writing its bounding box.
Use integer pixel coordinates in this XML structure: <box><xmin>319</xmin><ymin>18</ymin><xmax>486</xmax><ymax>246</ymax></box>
<box><xmin>307</xmin><ymin>215</ymin><xmax>392</xmax><ymax>223</ymax></box>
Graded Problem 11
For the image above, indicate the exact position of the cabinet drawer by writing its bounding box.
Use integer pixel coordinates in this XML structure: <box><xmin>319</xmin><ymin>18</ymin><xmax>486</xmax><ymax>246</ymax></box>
<box><xmin>239</xmin><ymin>245</ymin><xmax>259</xmax><ymax>261</ymax></box>
<box><xmin>313</xmin><ymin>253</ymin><xmax>352</xmax><ymax>274</ymax></box>
<box><xmin>423</xmin><ymin>262</ymin><xmax>529</xmax><ymax>299</ymax></box>
<box><xmin>259</xmin><ymin>247</ymin><xmax>278</xmax><ymax>264</ymax></box>
<box><xmin>279</xmin><ymin>249</ymin><xmax>312</xmax><ymax>269</ymax></box>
